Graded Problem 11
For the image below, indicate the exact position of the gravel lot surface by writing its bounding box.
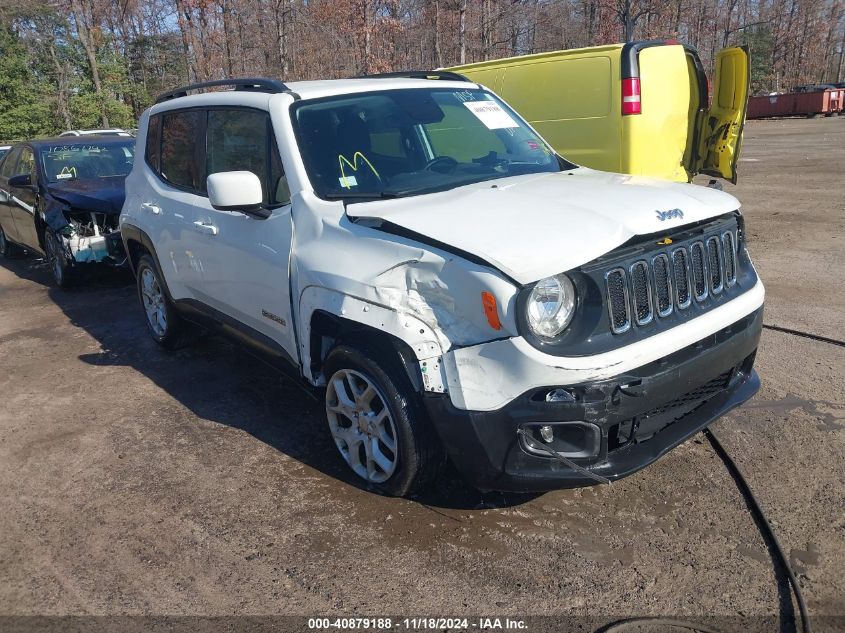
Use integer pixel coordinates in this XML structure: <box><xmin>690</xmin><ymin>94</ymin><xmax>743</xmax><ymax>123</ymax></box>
<box><xmin>0</xmin><ymin>118</ymin><xmax>843</xmax><ymax>631</ymax></box>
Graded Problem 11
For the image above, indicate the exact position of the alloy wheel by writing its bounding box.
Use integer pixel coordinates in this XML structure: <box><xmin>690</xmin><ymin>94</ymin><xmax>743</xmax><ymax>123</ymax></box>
<box><xmin>325</xmin><ymin>368</ymin><xmax>399</xmax><ymax>483</ymax></box>
<box><xmin>140</xmin><ymin>267</ymin><xmax>168</xmax><ymax>337</ymax></box>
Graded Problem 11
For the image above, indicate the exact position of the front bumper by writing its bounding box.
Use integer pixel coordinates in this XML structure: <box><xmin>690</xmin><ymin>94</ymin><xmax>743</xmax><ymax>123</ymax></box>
<box><xmin>425</xmin><ymin>307</ymin><xmax>763</xmax><ymax>492</ymax></box>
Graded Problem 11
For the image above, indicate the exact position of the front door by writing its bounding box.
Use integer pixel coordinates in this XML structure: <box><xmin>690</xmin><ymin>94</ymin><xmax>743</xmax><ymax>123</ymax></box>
<box><xmin>183</xmin><ymin>108</ymin><xmax>299</xmax><ymax>366</ymax></box>
<box><xmin>696</xmin><ymin>46</ymin><xmax>750</xmax><ymax>184</ymax></box>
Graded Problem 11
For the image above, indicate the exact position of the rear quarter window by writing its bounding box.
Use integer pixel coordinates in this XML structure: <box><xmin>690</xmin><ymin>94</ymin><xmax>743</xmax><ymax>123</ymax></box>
<box><xmin>145</xmin><ymin>115</ymin><xmax>161</xmax><ymax>172</ymax></box>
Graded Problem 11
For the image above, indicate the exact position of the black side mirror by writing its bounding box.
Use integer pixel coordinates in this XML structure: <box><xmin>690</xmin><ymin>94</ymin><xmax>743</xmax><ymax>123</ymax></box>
<box><xmin>8</xmin><ymin>173</ymin><xmax>33</xmax><ymax>189</ymax></box>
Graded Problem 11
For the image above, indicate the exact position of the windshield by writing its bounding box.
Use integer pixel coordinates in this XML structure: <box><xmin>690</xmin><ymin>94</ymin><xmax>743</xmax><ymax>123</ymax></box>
<box><xmin>292</xmin><ymin>88</ymin><xmax>565</xmax><ymax>199</ymax></box>
<box><xmin>40</xmin><ymin>142</ymin><xmax>135</xmax><ymax>183</ymax></box>
<box><xmin>0</xmin><ymin>148</ymin><xmax>8</xmax><ymax>161</ymax></box>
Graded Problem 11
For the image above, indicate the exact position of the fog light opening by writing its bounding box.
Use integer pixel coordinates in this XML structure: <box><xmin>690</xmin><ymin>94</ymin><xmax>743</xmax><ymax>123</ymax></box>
<box><xmin>539</xmin><ymin>425</ymin><xmax>554</xmax><ymax>443</ymax></box>
<box><xmin>545</xmin><ymin>388</ymin><xmax>575</xmax><ymax>403</ymax></box>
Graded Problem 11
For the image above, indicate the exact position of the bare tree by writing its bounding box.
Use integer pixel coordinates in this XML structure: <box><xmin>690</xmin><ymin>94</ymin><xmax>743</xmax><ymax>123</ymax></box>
<box><xmin>68</xmin><ymin>0</ymin><xmax>109</xmax><ymax>125</ymax></box>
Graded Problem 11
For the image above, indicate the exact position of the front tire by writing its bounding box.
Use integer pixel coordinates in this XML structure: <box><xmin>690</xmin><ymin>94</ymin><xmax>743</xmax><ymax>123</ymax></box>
<box><xmin>136</xmin><ymin>254</ymin><xmax>188</xmax><ymax>350</ymax></box>
<box><xmin>44</xmin><ymin>229</ymin><xmax>73</xmax><ymax>288</ymax></box>
<box><xmin>323</xmin><ymin>344</ymin><xmax>445</xmax><ymax>497</ymax></box>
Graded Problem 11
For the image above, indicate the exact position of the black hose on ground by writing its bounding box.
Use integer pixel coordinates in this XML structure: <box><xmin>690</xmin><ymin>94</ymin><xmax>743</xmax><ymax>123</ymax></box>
<box><xmin>762</xmin><ymin>324</ymin><xmax>845</xmax><ymax>348</ymax></box>
<box><xmin>597</xmin><ymin>616</ymin><xmax>721</xmax><ymax>632</ymax></box>
<box><xmin>593</xmin><ymin>427</ymin><xmax>813</xmax><ymax>633</ymax></box>
<box><xmin>703</xmin><ymin>426</ymin><xmax>812</xmax><ymax>633</ymax></box>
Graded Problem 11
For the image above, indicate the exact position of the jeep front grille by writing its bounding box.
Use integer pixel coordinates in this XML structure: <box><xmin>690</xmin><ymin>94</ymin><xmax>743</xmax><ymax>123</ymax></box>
<box><xmin>690</xmin><ymin>241</ymin><xmax>708</xmax><ymax>301</ymax></box>
<box><xmin>629</xmin><ymin>261</ymin><xmax>653</xmax><ymax>325</ymax></box>
<box><xmin>707</xmin><ymin>236</ymin><xmax>724</xmax><ymax>294</ymax></box>
<box><xmin>722</xmin><ymin>231</ymin><xmax>737</xmax><ymax>286</ymax></box>
<box><xmin>605</xmin><ymin>268</ymin><xmax>631</xmax><ymax>334</ymax></box>
<box><xmin>601</xmin><ymin>221</ymin><xmax>741</xmax><ymax>335</ymax></box>
<box><xmin>672</xmin><ymin>248</ymin><xmax>691</xmax><ymax>308</ymax></box>
<box><xmin>652</xmin><ymin>254</ymin><xmax>673</xmax><ymax>317</ymax></box>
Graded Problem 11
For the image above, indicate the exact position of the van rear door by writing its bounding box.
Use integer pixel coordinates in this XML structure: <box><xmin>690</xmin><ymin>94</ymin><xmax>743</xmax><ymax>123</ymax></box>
<box><xmin>696</xmin><ymin>46</ymin><xmax>749</xmax><ymax>183</ymax></box>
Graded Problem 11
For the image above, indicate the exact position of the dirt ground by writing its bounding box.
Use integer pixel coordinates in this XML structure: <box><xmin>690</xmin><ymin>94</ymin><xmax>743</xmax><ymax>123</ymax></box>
<box><xmin>0</xmin><ymin>118</ymin><xmax>843</xmax><ymax>631</ymax></box>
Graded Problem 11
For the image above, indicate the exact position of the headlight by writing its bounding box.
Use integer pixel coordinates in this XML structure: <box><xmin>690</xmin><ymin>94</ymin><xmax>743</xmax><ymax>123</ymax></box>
<box><xmin>526</xmin><ymin>274</ymin><xmax>576</xmax><ymax>339</ymax></box>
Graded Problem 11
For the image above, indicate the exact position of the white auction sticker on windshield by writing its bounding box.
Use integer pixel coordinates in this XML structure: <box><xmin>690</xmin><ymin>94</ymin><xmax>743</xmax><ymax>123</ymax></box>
<box><xmin>463</xmin><ymin>101</ymin><xmax>518</xmax><ymax>129</ymax></box>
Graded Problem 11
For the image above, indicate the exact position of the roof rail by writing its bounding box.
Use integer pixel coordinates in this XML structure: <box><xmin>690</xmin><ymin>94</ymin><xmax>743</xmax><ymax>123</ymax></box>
<box><xmin>355</xmin><ymin>70</ymin><xmax>471</xmax><ymax>82</ymax></box>
<box><xmin>155</xmin><ymin>78</ymin><xmax>290</xmax><ymax>104</ymax></box>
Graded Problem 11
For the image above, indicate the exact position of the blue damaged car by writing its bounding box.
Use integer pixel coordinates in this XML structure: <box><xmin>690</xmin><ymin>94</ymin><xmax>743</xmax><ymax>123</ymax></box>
<box><xmin>0</xmin><ymin>135</ymin><xmax>134</xmax><ymax>287</ymax></box>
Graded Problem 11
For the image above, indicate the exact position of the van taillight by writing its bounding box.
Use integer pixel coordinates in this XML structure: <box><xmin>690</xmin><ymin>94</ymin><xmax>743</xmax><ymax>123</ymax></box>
<box><xmin>622</xmin><ymin>77</ymin><xmax>641</xmax><ymax>115</ymax></box>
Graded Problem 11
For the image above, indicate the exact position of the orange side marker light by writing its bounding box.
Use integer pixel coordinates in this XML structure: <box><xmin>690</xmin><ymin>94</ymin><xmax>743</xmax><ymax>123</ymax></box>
<box><xmin>481</xmin><ymin>291</ymin><xmax>502</xmax><ymax>330</ymax></box>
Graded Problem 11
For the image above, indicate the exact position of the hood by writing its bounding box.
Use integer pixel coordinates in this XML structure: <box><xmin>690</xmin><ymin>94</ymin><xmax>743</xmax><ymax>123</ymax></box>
<box><xmin>47</xmin><ymin>176</ymin><xmax>126</xmax><ymax>215</ymax></box>
<box><xmin>347</xmin><ymin>168</ymin><xmax>741</xmax><ymax>285</ymax></box>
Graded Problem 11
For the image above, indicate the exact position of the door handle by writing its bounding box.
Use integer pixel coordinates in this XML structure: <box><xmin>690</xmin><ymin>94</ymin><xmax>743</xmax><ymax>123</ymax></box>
<box><xmin>193</xmin><ymin>221</ymin><xmax>218</xmax><ymax>236</ymax></box>
<box><xmin>141</xmin><ymin>202</ymin><xmax>161</xmax><ymax>215</ymax></box>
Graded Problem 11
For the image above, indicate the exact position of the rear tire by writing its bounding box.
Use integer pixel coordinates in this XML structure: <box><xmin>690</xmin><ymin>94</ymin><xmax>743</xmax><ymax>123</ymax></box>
<box><xmin>322</xmin><ymin>343</ymin><xmax>445</xmax><ymax>497</ymax></box>
<box><xmin>136</xmin><ymin>254</ymin><xmax>188</xmax><ymax>350</ymax></box>
<box><xmin>44</xmin><ymin>229</ymin><xmax>74</xmax><ymax>288</ymax></box>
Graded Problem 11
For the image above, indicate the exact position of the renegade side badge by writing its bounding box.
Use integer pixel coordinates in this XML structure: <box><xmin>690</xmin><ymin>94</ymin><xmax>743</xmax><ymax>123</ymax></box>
<box><xmin>261</xmin><ymin>309</ymin><xmax>287</xmax><ymax>327</ymax></box>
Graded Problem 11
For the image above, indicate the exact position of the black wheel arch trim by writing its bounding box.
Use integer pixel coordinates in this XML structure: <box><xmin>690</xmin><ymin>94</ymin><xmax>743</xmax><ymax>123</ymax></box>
<box><xmin>121</xmin><ymin>222</ymin><xmax>164</xmax><ymax>280</ymax></box>
<box><xmin>308</xmin><ymin>309</ymin><xmax>426</xmax><ymax>395</ymax></box>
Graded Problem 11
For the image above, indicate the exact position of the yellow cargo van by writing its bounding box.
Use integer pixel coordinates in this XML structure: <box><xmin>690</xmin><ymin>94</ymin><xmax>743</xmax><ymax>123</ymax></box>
<box><xmin>448</xmin><ymin>40</ymin><xmax>749</xmax><ymax>183</ymax></box>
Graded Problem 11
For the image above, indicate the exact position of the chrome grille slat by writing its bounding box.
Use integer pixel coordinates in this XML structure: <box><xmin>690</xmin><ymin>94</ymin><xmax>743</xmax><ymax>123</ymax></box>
<box><xmin>706</xmin><ymin>236</ymin><xmax>724</xmax><ymax>294</ymax></box>
<box><xmin>652</xmin><ymin>253</ymin><xmax>673</xmax><ymax>317</ymax></box>
<box><xmin>629</xmin><ymin>260</ymin><xmax>653</xmax><ymax>325</ymax></box>
<box><xmin>690</xmin><ymin>241</ymin><xmax>708</xmax><ymax>301</ymax></box>
<box><xmin>722</xmin><ymin>231</ymin><xmax>737</xmax><ymax>286</ymax></box>
<box><xmin>605</xmin><ymin>268</ymin><xmax>631</xmax><ymax>334</ymax></box>
<box><xmin>672</xmin><ymin>248</ymin><xmax>692</xmax><ymax>309</ymax></box>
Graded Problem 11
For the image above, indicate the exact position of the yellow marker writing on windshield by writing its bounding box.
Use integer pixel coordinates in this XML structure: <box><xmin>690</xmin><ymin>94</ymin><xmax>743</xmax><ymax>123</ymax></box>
<box><xmin>338</xmin><ymin>152</ymin><xmax>380</xmax><ymax>189</ymax></box>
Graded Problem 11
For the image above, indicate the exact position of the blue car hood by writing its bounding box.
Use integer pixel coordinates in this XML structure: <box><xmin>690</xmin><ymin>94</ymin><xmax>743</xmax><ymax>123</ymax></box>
<box><xmin>47</xmin><ymin>176</ymin><xmax>126</xmax><ymax>215</ymax></box>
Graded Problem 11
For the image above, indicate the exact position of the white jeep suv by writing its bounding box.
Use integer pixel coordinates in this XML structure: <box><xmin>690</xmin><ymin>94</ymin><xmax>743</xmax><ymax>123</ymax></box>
<box><xmin>120</xmin><ymin>75</ymin><xmax>764</xmax><ymax>496</ymax></box>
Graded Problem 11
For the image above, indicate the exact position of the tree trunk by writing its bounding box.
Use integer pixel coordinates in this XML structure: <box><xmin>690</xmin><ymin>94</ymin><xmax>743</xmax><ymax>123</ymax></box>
<box><xmin>69</xmin><ymin>0</ymin><xmax>109</xmax><ymax>126</ymax></box>
<box><xmin>221</xmin><ymin>0</ymin><xmax>235</xmax><ymax>76</ymax></box>
<box><xmin>175</xmin><ymin>0</ymin><xmax>200</xmax><ymax>81</ymax></box>
<box><xmin>459</xmin><ymin>0</ymin><xmax>466</xmax><ymax>64</ymax></box>
<box><xmin>275</xmin><ymin>0</ymin><xmax>292</xmax><ymax>76</ymax></box>
<box><xmin>433</xmin><ymin>0</ymin><xmax>442</xmax><ymax>68</ymax></box>
<box><xmin>838</xmin><ymin>24</ymin><xmax>845</xmax><ymax>82</ymax></box>
<box><xmin>48</xmin><ymin>41</ymin><xmax>72</xmax><ymax>130</ymax></box>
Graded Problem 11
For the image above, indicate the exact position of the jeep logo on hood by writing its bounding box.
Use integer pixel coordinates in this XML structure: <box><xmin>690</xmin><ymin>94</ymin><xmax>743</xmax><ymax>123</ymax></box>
<box><xmin>656</xmin><ymin>208</ymin><xmax>684</xmax><ymax>221</ymax></box>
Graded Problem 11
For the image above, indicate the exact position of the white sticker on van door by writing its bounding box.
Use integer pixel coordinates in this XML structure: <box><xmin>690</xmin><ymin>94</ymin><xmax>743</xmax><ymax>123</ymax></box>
<box><xmin>463</xmin><ymin>101</ymin><xmax>519</xmax><ymax>129</ymax></box>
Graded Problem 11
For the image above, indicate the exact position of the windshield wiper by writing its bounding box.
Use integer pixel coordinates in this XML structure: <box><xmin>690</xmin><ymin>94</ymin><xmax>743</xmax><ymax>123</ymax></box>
<box><xmin>323</xmin><ymin>190</ymin><xmax>405</xmax><ymax>202</ymax></box>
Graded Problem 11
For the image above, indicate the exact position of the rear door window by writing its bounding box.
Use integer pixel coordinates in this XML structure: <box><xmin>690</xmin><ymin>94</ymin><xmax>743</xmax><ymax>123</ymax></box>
<box><xmin>161</xmin><ymin>110</ymin><xmax>204</xmax><ymax>191</ymax></box>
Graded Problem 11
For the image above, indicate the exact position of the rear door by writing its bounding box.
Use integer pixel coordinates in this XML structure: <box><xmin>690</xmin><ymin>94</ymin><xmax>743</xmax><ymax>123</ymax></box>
<box><xmin>0</xmin><ymin>147</ymin><xmax>23</xmax><ymax>244</ymax></box>
<box><xmin>8</xmin><ymin>147</ymin><xmax>41</xmax><ymax>251</ymax></box>
<box><xmin>696</xmin><ymin>46</ymin><xmax>750</xmax><ymax>183</ymax></box>
<box><xmin>144</xmin><ymin>108</ymin><xmax>206</xmax><ymax>300</ymax></box>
